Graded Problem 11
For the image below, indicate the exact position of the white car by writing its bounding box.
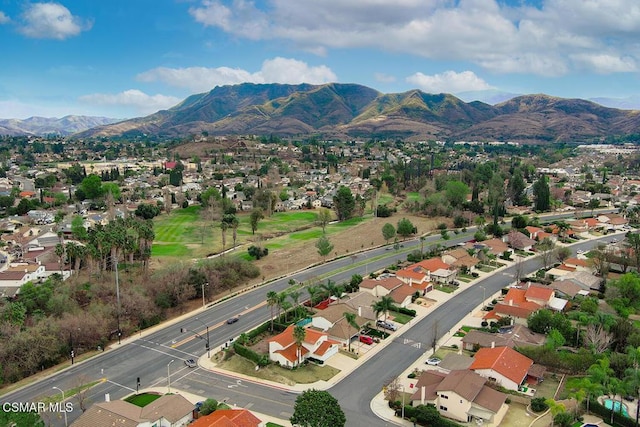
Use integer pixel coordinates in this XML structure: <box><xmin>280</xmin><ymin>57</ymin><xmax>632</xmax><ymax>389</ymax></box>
<box><xmin>426</xmin><ymin>357</ymin><xmax>441</xmax><ymax>365</ymax></box>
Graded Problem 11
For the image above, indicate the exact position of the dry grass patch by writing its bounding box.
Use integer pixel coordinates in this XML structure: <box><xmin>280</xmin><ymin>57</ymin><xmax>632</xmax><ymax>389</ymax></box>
<box><xmin>218</xmin><ymin>354</ymin><xmax>340</xmax><ymax>385</ymax></box>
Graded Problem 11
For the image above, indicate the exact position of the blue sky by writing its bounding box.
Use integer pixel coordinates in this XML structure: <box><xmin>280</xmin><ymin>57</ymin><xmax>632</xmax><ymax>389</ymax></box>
<box><xmin>1</xmin><ymin>0</ymin><xmax>639</xmax><ymax>119</ymax></box>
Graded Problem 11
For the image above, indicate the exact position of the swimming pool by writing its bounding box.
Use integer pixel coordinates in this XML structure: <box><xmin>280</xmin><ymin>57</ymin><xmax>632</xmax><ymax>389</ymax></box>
<box><xmin>604</xmin><ymin>399</ymin><xmax>630</xmax><ymax>418</ymax></box>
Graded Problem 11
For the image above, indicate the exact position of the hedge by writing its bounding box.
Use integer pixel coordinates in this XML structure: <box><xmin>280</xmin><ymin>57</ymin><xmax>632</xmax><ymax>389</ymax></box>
<box><xmin>391</xmin><ymin>306</ymin><xmax>417</xmax><ymax>317</ymax></box>
<box><xmin>233</xmin><ymin>342</ymin><xmax>270</xmax><ymax>367</ymax></box>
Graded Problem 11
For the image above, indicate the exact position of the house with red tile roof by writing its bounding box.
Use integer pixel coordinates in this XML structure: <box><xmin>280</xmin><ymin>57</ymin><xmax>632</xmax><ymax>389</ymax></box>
<box><xmin>441</xmin><ymin>248</ymin><xmax>480</xmax><ymax>272</ymax></box>
<box><xmin>268</xmin><ymin>325</ymin><xmax>339</xmax><ymax>368</ymax></box>
<box><xmin>395</xmin><ymin>267</ymin><xmax>433</xmax><ymax>293</ymax></box>
<box><xmin>563</xmin><ymin>257</ymin><xmax>591</xmax><ymax>272</ymax></box>
<box><xmin>469</xmin><ymin>346</ymin><xmax>534</xmax><ymax>391</ymax></box>
<box><xmin>485</xmin><ymin>284</ymin><xmax>554</xmax><ymax>324</ymax></box>
<box><xmin>414</xmin><ymin>258</ymin><xmax>456</xmax><ymax>284</ymax></box>
<box><xmin>409</xmin><ymin>369</ymin><xmax>508</xmax><ymax>425</ymax></box>
<box><xmin>189</xmin><ymin>408</ymin><xmax>262</xmax><ymax>427</ymax></box>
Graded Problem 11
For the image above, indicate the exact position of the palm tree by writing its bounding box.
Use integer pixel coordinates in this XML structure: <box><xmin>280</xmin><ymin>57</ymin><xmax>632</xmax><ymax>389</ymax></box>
<box><xmin>276</xmin><ymin>292</ymin><xmax>287</xmax><ymax>323</ymax></box>
<box><xmin>344</xmin><ymin>312</ymin><xmax>359</xmax><ymax>352</ymax></box>
<box><xmin>281</xmin><ymin>301</ymin><xmax>292</xmax><ymax>323</ymax></box>
<box><xmin>267</xmin><ymin>291</ymin><xmax>278</xmax><ymax>333</ymax></box>
<box><xmin>372</xmin><ymin>295</ymin><xmax>395</xmax><ymax>327</ymax></box>
<box><xmin>293</xmin><ymin>325</ymin><xmax>306</xmax><ymax>366</ymax></box>
<box><xmin>289</xmin><ymin>290</ymin><xmax>302</xmax><ymax>320</ymax></box>
<box><xmin>321</xmin><ymin>280</ymin><xmax>343</xmax><ymax>300</ymax></box>
<box><xmin>577</xmin><ymin>378</ymin><xmax>603</xmax><ymax>414</ymax></box>
<box><xmin>306</xmin><ymin>285</ymin><xmax>320</xmax><ymax>306</ymax></box>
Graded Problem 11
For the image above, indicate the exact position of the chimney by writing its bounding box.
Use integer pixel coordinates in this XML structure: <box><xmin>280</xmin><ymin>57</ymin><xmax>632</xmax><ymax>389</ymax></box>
<box><xmin>509</xmin><ymin>299</ymin><xmax>513</xmax><ymax>306</ymax></box>
<box><xmin>491</xmin><ymin>341</ymin><xmax>495</xmax><ymax>348</ymax></box>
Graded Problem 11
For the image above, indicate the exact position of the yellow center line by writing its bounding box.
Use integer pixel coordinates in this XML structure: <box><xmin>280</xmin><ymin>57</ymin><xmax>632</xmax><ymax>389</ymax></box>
<box><xmin>171</xmin><ymin>300</ymin><xmax>268</xmax><ymax>348</ymax></box>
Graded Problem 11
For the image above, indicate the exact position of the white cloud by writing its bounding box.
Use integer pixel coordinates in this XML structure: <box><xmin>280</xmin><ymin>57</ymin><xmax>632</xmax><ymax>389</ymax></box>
<box><xmin>188</xmin><ymin>0</ymin><xmax>640</xmax><ymax>76</ymax></box>
<box><xmin>79</xmin><ymin>90</ymin><xmax>181</xmax><ymax>115</ymax></box>
<box><xmin>570</xmin><ymin>53</ymin><xmax>637</xmax><ymax>74</ymax></box>
<box><xmin>374</xmin><ymin>73</ymin><xmax>396</xmax><ymax>83</ymax></box>
<box><xmin>137</xmin><ymin>57</ymin><xmax>337</xmax><ymax>93</ymax></box>
<box><xmin>0</xmin><ymin>11</ymin><xmax>10</xmax><ymax>24</ymax></box>
<box><xmin>18</xmin><ymin>2</ymin><xmax>91</xmax><ymax>40</ymax></box>
<box><xmin>406</xmin><ymin>71</ymin><xmax>492</xmax><ymax>94</ymax></box>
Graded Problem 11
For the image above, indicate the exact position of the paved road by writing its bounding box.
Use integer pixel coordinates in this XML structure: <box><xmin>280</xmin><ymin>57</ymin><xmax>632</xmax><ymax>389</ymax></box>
<box><xmin>0</xmin><ymin>210</ymin><xmax>618</xmax><ymax>426</ymax></box>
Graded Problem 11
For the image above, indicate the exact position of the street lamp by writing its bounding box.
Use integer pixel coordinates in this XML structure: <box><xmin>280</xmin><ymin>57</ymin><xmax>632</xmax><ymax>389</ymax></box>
<box><xmin>478</xmin><ymin>285</ymin><xmax>486</xmax><ymax>308</ymax></box>
<box><xmin>52</xmin><ymin>386</ymin><xmax>68</xmax><ymax>427</ymax></box>
<box><xmin>201</xmin><ymin>283</ymin><xmax>209</xmax><ymax>308</ymax></box>
<box><xmin>167</xmin><ymin>360</ymin><xmax>175</xmax><ymax>394</ymax></box>
<box><xmin>400</xmin><ymin>384</ymin><xmax>405</xmax><ymax>421</ymax></box>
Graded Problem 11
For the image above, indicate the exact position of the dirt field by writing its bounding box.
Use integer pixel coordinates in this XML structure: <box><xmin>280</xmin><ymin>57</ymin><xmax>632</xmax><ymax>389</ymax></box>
<box><xmin>250</xmin><ymin>214</ymin><xmax>446</xmax><ymax>284</ymax></box>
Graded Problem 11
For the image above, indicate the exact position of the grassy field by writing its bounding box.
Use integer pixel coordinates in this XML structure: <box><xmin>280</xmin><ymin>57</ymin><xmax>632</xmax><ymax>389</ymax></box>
<box><xmin>219</xmin><ymin>354</ymin><xmax>340</xmax><ymax>385</ymax></box>
<box><xmin>152</xmin><ymin>207</ymin><xmax>324</xmax><ymax>258</ymax></box>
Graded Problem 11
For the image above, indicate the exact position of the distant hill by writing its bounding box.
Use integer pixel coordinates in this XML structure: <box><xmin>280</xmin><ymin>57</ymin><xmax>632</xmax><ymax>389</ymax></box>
<box><xmin>0</xmin><ymin>115</ymin><xmax>119</xmax><ymax>136</ymax></box>
<box><xmin>75</xmin><ymin>83</ymin><xmax>640</xmax><ymax>142</ymax></box>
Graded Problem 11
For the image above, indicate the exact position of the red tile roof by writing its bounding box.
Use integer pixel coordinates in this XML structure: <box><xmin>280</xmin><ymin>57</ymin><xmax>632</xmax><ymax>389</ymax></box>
<box><xmin>524</xmin><ymin>285</ymin><xmax>554</xmax><ymax>302</ymax></box>
<box><xmin>469</xmin><ymin>346</ymin><xmax>533</xmax><ymax>386</ymax></box>
<box><xmin>189</xmin><ymin>409</ymin><xmax>262</xmax><ymax>427</ymax></box>
<box><xmin>415</xmin><ymin>258</ymin><xmax>451</xmax><ymax>272</ymax></box>
<box><xmin>268</xmin><ymin>325</ymin><xmax>326</xmax><ymax>348</ymax></box>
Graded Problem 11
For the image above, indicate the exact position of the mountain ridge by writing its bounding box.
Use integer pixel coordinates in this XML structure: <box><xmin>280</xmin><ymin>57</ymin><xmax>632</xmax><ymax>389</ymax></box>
<box><xmin>18</xmin><ymin>84</ymin><xmax>640</xmax><ymax>142</ymax></box>
<box><xmin>0</xmin><ymin>115</ymin><xmax>119</xmax><ymax>136</ymax></box>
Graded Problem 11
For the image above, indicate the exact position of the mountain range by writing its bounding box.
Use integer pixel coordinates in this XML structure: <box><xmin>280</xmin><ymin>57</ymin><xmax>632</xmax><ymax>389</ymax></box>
<box><xmin>0</xmin><ymin>115</ymin><xmax>119</xmax><ymax>137</ymax></box>
<box><xmin>11</xmin><ymin>83</ymin><xmax>640</xmax><ymax>142</ymax></box>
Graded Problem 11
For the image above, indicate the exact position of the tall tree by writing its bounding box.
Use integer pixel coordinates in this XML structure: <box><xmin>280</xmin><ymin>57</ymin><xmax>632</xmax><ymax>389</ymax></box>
<box><xmin>249</xmin><ymin>208</ymin><xmax>264</xmax><ymax>235</ymax></box>
<box><xmin>267</xmin><ymin>291</ymin><xmax>278</xmax><ymax>333</ymax></box>
<box><xmin>396</xmin><ymin>218</ymin><xmax>415</xmax><ymax>239</ymax></box>
<box><xmin>344</xmin><ymin>312</ymin><xmax>359</xmax><ymax>352</ymax></box>
<box><xmin>508</xmin><ymin>168</ymin><xmax>528</xmax><ymax>206</ymax></box>
<box><xmin>382</xmin><ymin>223</ymin><xmax>396</xmax><ymax>244</ymax></box>
<box><xmin>293</xmin><ymin>325</ymin><xmax>306</xmax><ymax>366</ymax></box>
<box><xmin>444</xmin><ymin>180</ymin><xmax>470</xmax><ymax>209</ymax></box>
<box><xmin>533</xmin><ymin>175</ymin><xmax>551</xmax><ymax>212</ymax></box>
<box><xmin>372</xmin><ymin>296</ymin><xmax>395</xmax><ymax>326</ymax></box>
<box><xmin>315</xmin><ymin>208</ymin><xmax>332</xmax><ymax>233</ymax></box>
<box><xmin>290</xmin><ymin>389</ymin><xmax>346</xmax><ymax>427</ymax></box>
<box><xmin>333</xmin><ymin>186</ymin><xmax>355</xmax><ymax>221</ymax></box>
<box><xmin>316</xmin><ymin>236</ymin><xmax>334</xmax><ymax>262</ymax></box>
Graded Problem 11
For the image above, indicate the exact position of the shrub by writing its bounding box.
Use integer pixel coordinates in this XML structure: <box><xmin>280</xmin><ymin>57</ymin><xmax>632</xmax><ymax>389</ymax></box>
<box><xmin>392</xmin><ymin>306</ymin><xmax>417</xmax><ymax>317</ymax></box>
<box><xmin>531</xmin><ymin>397</ymin><xmax>549</xmax><ymax>412</ymax></box>
<box><xmin>248</xmin><ymin>245</ymin><xmax>269</xmax><ymax>259</ymax></box>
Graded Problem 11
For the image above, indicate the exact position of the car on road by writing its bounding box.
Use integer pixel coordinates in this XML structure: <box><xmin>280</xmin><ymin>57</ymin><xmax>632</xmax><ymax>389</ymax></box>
<box><xmin>359</xmin><ymin>335</ymin><xmax>374</xmax><ymax>345</ymax></box>
<box><xmin>226</xmin><ymin>316</ymin><xmax>239</xmax><ymax>324</ymax></box>
<box><xmin>376</xmin><ymin>320</ymin><xmax>397</xmax><ymax>331</ymax></box>
<box><xmin>577</xmin><ymin>249</ymin><xmax>585</xmax><ymax>254</ymax></box>
<box><xmin>184</xmin><ymin>358</ymin><xmax>197</xmax><ymax>368</ymax></box>
<box><xmin>426</xmin><ymin>357</ymin><xmax>441</xmax><ymax>365</ymax></box>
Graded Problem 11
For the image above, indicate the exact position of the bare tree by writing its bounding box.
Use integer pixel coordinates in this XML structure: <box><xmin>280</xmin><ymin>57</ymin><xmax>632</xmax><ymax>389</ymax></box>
<box><xmin>584</xmin><ymin>323</ymin><xmax>613</xmax><ymax>353</ymax></box>
<box><xmin>384</xmin><ymin>377</ymin><xmax>401</xmax><ymax>402</ymax></box>
<box><xmin>73</xmin><ymin>374</ymin><xmax>92</xmax><ymax>413</ymax></box>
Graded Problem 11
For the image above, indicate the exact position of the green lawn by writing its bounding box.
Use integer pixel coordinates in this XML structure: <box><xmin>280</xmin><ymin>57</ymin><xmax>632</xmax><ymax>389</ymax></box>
<box><xmin>219</xmin><ymin>354</ymin><xmax>340</xmax><ymax>385</ymax></box>
<box><xmin>389</xmin><ymin>311</ymin><xmax>412</xmax><ymax>324</ymax></box>
<box><xmin>125</xmin><ymin>392</ymin><xmax>162</xmax><ymax>407</ymax></box>
<box><xmin>266</xmin><ymin>423</ymin><xmax>285</xmax><ymax>427</ymax></box>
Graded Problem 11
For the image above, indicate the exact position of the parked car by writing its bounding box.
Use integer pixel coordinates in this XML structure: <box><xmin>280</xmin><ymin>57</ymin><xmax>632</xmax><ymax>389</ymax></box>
<box><xmin>359</xmin><ymin>335</ymin><xmax>374</xmax><ymax>345</ymax></box>
<box><xmin>426</xmin><ymin>357</ymin><xmax>442</xmax><ymax>366</ymax></box>
<box><xmin>184</xmin><ymin>358</ymin><xmax>197</xmax><ymax>368</ymax></box>
<box><xmin>376</xmin><ymin>320</ymin><xmax>397</xmax><ymax>331</ymax></box>
<box><xmin>226</xmin><ymin>316</ymin><xmax>239</xmax><ymax>324</ymax></box>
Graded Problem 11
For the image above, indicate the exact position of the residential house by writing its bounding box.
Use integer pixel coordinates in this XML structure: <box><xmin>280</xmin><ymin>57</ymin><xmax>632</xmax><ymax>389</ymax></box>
<box><xmin>469</xmin><ymin>346</ymin><xmax>534</xmax><ymax>391</ymax></box>
<box><xmin>388</xmin><ymin>284</ymin><xmax>417</xmax><ymax>308</ymax></box>
<box><xmin>410</xmin><ymin>369</ymin><xmax>508</xmax><ymax>426</ymax></box>
<box><xmin>310</xmin><ymin>303</ymin><xmax>369</xmax><ymax>347</ymax></box>
<box><xmin>359</xmin><ymin>276</ymin><xmax>405</xmax><ymax>297</ymax></box>
<box><xmin>477</xmin><ymin>238</ymin><xmax>511</xmax><ymax>258</ymax></box>
<box><xmin>268</xmin><ymin>325</ymin><xmax>339</xmax><ymax>368</ymax></box>
<box><xmin>413</xmin><ymin>258</ymin><xmax>456</xmax><ymax>284</ymax></box>
<box><xmin>549</xmin><ymin>280</ymin><xmax>589</xmax><ymax>299</ymax></box>
<box><xmin>395</xmin><ymin>267</ymin><xmax>432</xmax><ymax>294</ymax></box>
<box><xmin>189</xmin><ymin>408</ymin><xmax>262</xmax><ymax>427</ymax></box>
<box><xmin>71</xmin><ymin>394</ymin><xmax>194</xmax><ymax>427</ymax></box>
<box><xmin>485</xmin><ymin>284</ymin><xmax>555</xmax><ymax>325</ymax></box>
<box><xmin>461</xmin><ymin>325</ymin><xmax>546</xmax><ymax>351</ymax></box>
<box><xmin>341</xmin><ymin>292</ymin><xmax>378</xmax><ymax>321</ymax></box>
<box><xmin>506</xmin><ymin>231</ymin><xmax>536</xmax><ymax>252</ymax></box>
<box><xmin>563</xmin><ymin>257</ymin><xmax>591</xmax><ymax>272</ymax></box>
<box><xmin>441</xmin><ymin>248</ymin><xmax>480</xmax><ymax>273</ymax></box>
